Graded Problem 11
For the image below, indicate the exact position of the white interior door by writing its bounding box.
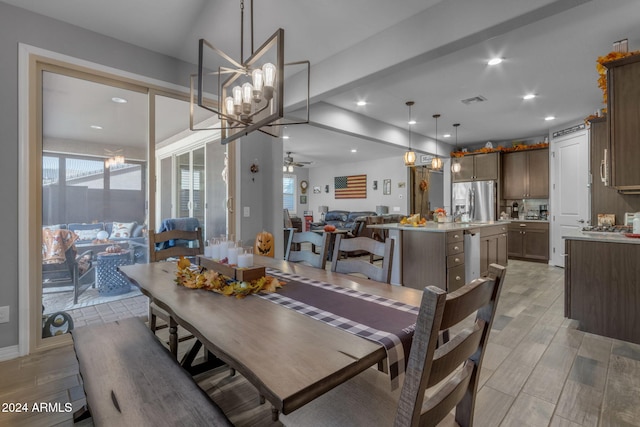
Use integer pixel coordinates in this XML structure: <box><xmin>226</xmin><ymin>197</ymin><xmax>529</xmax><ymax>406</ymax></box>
<box><xmin>551</xmin><ymin>129</ymin><xmax>590</xmax><ymax>267</ymax></box>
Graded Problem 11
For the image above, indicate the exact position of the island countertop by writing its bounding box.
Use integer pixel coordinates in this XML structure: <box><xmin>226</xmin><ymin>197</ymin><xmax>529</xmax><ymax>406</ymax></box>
<box><xmin>563</xmin><ymin>229</ymin><xmax>640</xmax><ymax>245</ymax></box>
<box><xmin>368</xmin><ymin>220</ymin><xmax>510</xmax><ymax>233</ymax></box>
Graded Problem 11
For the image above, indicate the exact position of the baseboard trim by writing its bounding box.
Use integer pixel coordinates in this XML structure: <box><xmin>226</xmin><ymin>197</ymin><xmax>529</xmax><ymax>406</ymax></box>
<box><xmin>0</xmin><ymin>345</ymin><xmax>20</xmax><ymax>362</ymax></box>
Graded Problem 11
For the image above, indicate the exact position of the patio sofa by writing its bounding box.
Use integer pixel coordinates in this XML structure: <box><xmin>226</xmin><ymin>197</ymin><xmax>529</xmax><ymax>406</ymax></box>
<box><xmin>43</xmin><ymin>221</ymin><xmax>147</xmax><ymax>263</ymax></box>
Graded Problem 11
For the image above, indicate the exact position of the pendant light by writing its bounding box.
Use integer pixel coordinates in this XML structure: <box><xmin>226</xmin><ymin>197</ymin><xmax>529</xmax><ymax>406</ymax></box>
<box><xmin>403</xmin><ymin>101</ymin><xmax>416</xmax><ymax>167</ymax></box>
<box><xmin>431</xmin><ymin>114</ymin><xmax>443</xmax><ymax>170</ymax></box>
<box><xmin>451</xmin><ymin>123</ymin><xmax>461</xmax><ymax>173</ymax></box>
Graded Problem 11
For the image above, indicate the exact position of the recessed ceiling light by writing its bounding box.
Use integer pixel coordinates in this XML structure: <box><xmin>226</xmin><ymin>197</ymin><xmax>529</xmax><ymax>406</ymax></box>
<box><xmin>523</xmin><ymin>93</ymin><xmax>536</xmax><ymax>100</ymax></box>
<box><xmin>487</xmin><ymin>57</ymin><xmax>503</xmax><ymax>66</ymax></box>
<box><xmin>408</xmin><ymin>119</ymin><xmax>416</xmax><ymax>125</ymax></box>
<box><xmin>351</xmin><ymin>149</ymin><xmax>357</xmax><ymax>153</ymax></box>
<box><xmin>90</xmin><ymin>125</ymin><xmax>103</xmax><ymax>130</ymax></box>
<box><xmin>356</xmin><ymin>101</ymin><xmax>367</xmax><ymax>106</ymax></box>
<box><xmin>443</xmin><ymin>133</ymin><xmax>451</xmax><ymax>138</ymax></box>
<box><xmin>282</xmin><ymin>135</ymin><xmax>290</xmax><ymax>140</ymax></box>
<box><xmin>111</xmin><ymin>97</ymin><xmax>128</xmax><ymax>104</ymax></box>
<box><xmin>544</xmin><ymin>116</ymin><xmax>556</xmax><ymax>121</ymax></box>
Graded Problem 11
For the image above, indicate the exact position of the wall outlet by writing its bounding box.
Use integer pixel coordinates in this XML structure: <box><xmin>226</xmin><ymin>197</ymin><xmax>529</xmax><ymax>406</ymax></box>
<box><xmin>0</xmin><ymin>306</ymin><xmax>9</xmax><ymax>324</ymax></box>
<box><xmin>393</xmin><ymin>206</ymin><xmax>401</xmax><ymax>212</ymax></box>
<box><xmin>243</xmin><ymin>206</ymin><xmax>250</xmax><ymax>217</ymax></box>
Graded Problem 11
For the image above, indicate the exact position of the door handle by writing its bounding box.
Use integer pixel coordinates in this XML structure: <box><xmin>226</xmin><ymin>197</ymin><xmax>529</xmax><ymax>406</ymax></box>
<box><xmin>577</xmin><ymin>219</ymin><xmax>585</xmax><ymax>223</ymax></box>
<box><xmin>227</xmin><ymin>198</ymin><xmax>234</xmax><ymax>213</ymax></box>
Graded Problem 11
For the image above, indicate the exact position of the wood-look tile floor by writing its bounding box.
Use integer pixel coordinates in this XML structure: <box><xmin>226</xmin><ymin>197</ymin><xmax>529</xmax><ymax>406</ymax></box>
<box><xmin>2</xmin><ymin>260</ymin><xmax>640</xmax><ymax>426</ymax></box>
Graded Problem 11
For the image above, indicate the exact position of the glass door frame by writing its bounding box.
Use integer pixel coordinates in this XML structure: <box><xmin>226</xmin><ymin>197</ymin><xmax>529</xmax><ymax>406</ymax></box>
<box><xmin>20</xmin><ymin>48</ymin><xmax>235</xmax><ymax>354</ymax></box>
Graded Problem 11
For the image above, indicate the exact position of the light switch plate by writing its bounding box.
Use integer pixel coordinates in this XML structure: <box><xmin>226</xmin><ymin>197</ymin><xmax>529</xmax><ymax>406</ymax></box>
<box><xmin>393</xmin><ymin>206</ymin><xmax>401</xmax><ymax>212</ymax></box>
<box><xmin>243</xmin><ymin>206</ymin><xmax>250</xmax><ymax>217</ymax></box>
<box><xmin>0</xmin><ymin>306</ymin><xmax>9</xmax><ymax>324</ymax></box>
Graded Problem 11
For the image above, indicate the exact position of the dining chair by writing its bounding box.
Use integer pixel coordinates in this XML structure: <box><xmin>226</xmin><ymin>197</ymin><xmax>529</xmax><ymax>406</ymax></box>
<box><xmin>281</xmin><ymin>264</ymin><xmax>507</xmax><ymax>427</ymax></box>
<box><xmin>366</xmin><ymin>215</ymin><xmax>386</xmax><ymax>263</ymax></box>
<box><xmin>148</xmin><ymin>227</ymin><xmax>204</xmax><ymax>358</ymax></box>
<box><xmin>284</xmin><ymin>231</ymin><xmax>330</xmax><ymax>269</ymax></box>
<box><xmin>331</xmin><ymin>234</ymin><xmax>394</xmax><ymax>283</ymax></box>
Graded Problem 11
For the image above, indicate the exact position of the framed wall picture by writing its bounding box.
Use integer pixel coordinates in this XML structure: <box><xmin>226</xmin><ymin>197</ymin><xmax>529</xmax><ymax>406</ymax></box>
<box><xmin>383</xmin><ymin>179</ymin><xmax>391</xmax><ymax>195</ymax></box>
<box><xmin>300</xmin><ymin>195</ymin><xmax>307</xmax><ymax>204</ymax></box>
<box><xmin>313</xmin><ymin>186</ymin><xmax>321</xmax><ymax>194</ymax></box>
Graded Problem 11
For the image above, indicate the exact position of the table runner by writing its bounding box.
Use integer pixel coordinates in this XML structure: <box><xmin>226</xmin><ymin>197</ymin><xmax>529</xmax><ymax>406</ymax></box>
<box><xmin>257</xmin><ymin>268</ymin><xmax>418</xmax><ymax>389</ymax></box>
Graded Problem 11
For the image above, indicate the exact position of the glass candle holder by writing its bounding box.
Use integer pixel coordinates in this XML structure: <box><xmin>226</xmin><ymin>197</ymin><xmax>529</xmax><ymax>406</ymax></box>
<box><xmin>237</xmin><ymin>247</ymin><xmax>252</xmax><ymax>268</ymax></box>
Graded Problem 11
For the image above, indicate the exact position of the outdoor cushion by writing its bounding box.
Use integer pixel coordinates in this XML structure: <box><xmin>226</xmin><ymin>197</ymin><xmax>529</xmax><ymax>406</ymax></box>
<box><xmin>109</xmin><ymin>221</ymin><xmax>136</xmax><ymax>239</ymax></box>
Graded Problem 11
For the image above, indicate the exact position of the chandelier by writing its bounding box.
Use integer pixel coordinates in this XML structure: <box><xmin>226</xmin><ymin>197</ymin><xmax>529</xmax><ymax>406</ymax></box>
<box><xmin>190</xmin><ymin>0</ymin><xmax>310</xmax><ymax>144</ymax></box>
<box><xmin>104</xmin><ymin>150</ymin><xmax>125</xmax><ymax>169</ymax></box>
<box><xmin>403</xmin><ymin>101</ymin><xmax>416</xmax><ymax>167</ymax></box>
<box><xmin>431</xmin><ymin>114</ymin><xmax>443</xmax><ymax>170</ymax></box>
<box><xmin>451</xmin><ymin>123</ymin><xmax>461</xmax><ymax>173</ymax></box>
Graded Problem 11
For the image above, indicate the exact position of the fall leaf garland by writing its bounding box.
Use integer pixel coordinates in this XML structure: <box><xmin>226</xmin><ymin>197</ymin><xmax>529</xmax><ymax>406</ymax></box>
<box><xmin>174</xmin><ymin>256</ymin><xmax>283</xmax><ymax>298</ymax></box>
<box><xmin>596</xmin><ymin>49</ymin><xmax>640</xmax><ymax>106</ymax></box>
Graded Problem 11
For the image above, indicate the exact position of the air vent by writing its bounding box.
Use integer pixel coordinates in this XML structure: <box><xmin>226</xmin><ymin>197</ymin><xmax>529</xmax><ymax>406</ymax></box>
<box><xmin>461</xmin><ymin>95</ymin><xmax>487</xmax><ymax>105</ymax></box>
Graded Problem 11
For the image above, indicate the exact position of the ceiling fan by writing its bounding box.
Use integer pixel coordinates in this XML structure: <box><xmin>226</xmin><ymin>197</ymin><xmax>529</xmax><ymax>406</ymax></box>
<box><xmin>284</xmin><ymin>151</ymin><xmax>312</xmax><ymax>168</ymax></box>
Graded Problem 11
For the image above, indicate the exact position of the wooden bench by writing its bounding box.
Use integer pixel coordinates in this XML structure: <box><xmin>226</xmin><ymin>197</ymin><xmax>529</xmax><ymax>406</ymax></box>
<box><xmin>71</xmin><ymin>317</ymin><xmax>232</xmax><ymax>426</ymax></box>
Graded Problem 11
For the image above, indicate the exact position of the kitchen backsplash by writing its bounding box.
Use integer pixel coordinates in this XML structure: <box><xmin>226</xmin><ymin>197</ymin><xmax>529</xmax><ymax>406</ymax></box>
<box><xmin>501</xmin><ymin>198</ymin><xmax>549</xmax><ymax>220</ymax></box>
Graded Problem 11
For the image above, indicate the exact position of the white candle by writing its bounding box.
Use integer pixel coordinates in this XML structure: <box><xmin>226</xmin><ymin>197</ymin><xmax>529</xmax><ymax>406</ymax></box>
<box><xmin>237</xmin><ymin>253</ymin><xmax>251</xmax><ymax>268</ymax></box>
<box><xmin>227</xmin><ymin>246</ymin><xmax>239</xmax><ymax>265</ymax></box>
<box><xmin>210</xmin><ymin>243</ymin><xmax>221</xmax><ymax>259</ymax></box>
<box><xmin>218</xmin><ymin>242</ymin><xmax>228</xmax><ymax>259</ymax></box>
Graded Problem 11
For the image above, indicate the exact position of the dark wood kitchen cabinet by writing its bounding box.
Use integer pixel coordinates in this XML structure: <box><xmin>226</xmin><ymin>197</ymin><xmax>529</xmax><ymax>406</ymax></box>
<box><xmin>502</xmin><ymin>148</ymin><xmax>549</xmax><ymax>199</ymax></box>
<box><xmin>604</xmin><ymin>55</ymin><xmax>640</xmax><ymax>193</ymax></box>
<box><xmin>452</xmin><ymin>152</ymin><xmax>499</xmax><ymax>182</ymax></box>
<box><xmin>507</xmin><ymin>221</ymin><xmax>549</xmax><ymax>262</ymax></box>
<box><xmin>565</xmin><ymin>237</ymin><xmax>640</xmax><ymax>344</ymax></box>
<box><xmin>589</xmin><ymin>117</ymin><xmax>640</xmax><ymax>225</ymax></box>
<box><xmin>479</xmin><ymin>224</ymin><xmax>508</xmax><ymax>277</ymax></box>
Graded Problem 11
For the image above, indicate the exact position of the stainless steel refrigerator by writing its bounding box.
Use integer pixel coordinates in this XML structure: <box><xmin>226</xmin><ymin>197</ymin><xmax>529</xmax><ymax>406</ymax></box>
<box><xmin>451</xmin><ymin>180</ymin><xmax>497</xmax><ymax>222</ymax></box>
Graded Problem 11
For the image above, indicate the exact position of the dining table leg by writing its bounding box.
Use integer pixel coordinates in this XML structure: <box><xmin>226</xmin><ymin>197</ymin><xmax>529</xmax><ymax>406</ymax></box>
<box><xmin>168</xmin><ymin>317</ymin><xmax>178</xmax><ymax>358</ymax></box>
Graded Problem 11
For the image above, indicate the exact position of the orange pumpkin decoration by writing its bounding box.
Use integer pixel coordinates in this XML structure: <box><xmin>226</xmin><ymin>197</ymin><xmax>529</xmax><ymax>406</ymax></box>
<box><xmin>254</xmin><ymin>231</ymin><xmax>274</xmax><ymax>257</ymax></box>
<box><xmin>323</xmin><ymin>224</ymin><xmax>336</xmax><ymax>232</ymax></box>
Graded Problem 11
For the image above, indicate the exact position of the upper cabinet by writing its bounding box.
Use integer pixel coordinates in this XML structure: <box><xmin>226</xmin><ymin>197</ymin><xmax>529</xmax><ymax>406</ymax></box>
<box><xmin>502</xmin><ymin>148</ymin><xmax>549</xmax><ymax>199</ymax></box>
<box><xmin>604</xmin><ymin>55</ymin><xmax>640</xmax><ymax>193</ymax></box>
<box><xmin>451</xmin><ymin>152</ymin><xmax>499</xmax><ymax>182</ymax></box>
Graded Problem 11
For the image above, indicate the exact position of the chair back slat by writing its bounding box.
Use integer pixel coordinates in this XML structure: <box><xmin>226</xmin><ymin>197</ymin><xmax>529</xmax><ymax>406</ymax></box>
<box><xmin>331</xmin><ymin>235</ymin><xmax>394</xmax><ymax>283</ymax></box>
<box><xmin>419</xmin><ymin>363</ymin><xmax>475</xmax><ymax>427</ymax></box>
<box><xmin>427</xmin><ymin>320</ymin><xmax>484</xmax><ymax>387</ymax></box>
<box><xmin>439</xmin><ymin>276</ymin><xmax>495</xmax><ymax>331</ymax></box>
<box><xmin>395</xmin><ymin>263</ymin><xmax>506</xmax><ymax>427</ymax></box>
<box><xmin>149</xmin><ymin>228</ymin><xmax>204</xmax><ymax>262</ymax></box>
<box><xmin>286</xmin><ymin>231</ymin><xmax>330</xmax><ymax>269</ymax></box>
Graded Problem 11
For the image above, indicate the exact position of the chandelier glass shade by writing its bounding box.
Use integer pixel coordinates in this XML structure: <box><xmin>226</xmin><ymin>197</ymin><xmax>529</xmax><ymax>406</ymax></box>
<box><xmin>403</xmin><ymin>101</ymin><xmax>416</xmax><ymax>167</ymax></box>
<box><xmin>104</xmin><ymin>155</ymin><xmax>125</xmax><ymax>169</ymax></box>
<box><xmin>451</xmin><ymin>123</ymin><xmax>461</xmax><ymax>173</ymax></box>
<box><xmin>190</xmin><ymin>0</ymin><xmax>310</xmax><ymax>144</ymax></box>
<box><xmin>431</xmin><ymin>114</ymin><xmax>442</xmax><ymax>170</ymax></box>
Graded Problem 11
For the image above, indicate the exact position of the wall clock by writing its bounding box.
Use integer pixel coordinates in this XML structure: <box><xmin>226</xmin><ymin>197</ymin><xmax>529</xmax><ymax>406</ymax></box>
<box><xmin>300</xmin><ymin>180</ymin><xmax>308</xmax><ymax>194</ymax></box>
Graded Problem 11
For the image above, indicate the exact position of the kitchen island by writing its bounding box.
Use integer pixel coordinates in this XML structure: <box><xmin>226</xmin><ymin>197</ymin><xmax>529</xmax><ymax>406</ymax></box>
<box><xmin>368</xmin><ymin>221</ymin><xmax>508</xmax><ymax>291</ymax></box>
<box><xmin>564</xmin><ymin>230</ymin><xmax>640</xmax><ymax>345</ymax></box>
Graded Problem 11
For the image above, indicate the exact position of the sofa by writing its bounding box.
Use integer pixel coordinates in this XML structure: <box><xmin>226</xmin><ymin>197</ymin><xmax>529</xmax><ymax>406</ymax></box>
<box><xmin>311</xmin><ymin>210</ymin><xmax>377</xmax><ymax>236</ymax></box>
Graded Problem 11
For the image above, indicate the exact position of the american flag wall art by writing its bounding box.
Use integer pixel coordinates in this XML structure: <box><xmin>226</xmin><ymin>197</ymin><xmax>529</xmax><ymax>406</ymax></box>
<box><xmin>334</xmin><ymin>174</ymin><xmax>367</xmax><ymax>199</ymax></box>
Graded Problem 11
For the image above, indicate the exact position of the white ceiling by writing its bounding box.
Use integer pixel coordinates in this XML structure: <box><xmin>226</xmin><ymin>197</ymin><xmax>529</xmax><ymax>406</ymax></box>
<box><xmin>13</xmin><ymin>0</ymin><xmax>640</xmax><ymax>168</ymax></box>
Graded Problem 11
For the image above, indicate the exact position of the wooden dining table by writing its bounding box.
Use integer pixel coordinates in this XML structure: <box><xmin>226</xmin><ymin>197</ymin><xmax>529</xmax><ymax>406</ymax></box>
<box><xmin>119</xmin><ymin>256</ymin><xmax>423</xmax><ymax>418</ymax></box>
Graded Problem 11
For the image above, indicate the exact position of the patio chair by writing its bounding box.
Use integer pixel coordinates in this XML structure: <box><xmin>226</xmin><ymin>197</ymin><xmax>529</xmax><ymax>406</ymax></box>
<box><xmin>42</xmin><ymin>228</ymin><xmax>95</xmax><ymax>305</ymax></box>
<box><xmin>331</xmin><ymin>235</ymin><xmax>394</xmax><ymax>283</ymax></box>
<box><xmin>148</xmin><ymin>227</ymin><xmax>203</xmax><ymax>358</ymax></box>
<box><xmin>284</xmin><ymin>231</ymin><xmax>330</xmax><ymax>269</ymax></box>
<box><xmin>281</xmin><ymin>264</ymin><xmax>507</xmax><ymax>427</ymax></box>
